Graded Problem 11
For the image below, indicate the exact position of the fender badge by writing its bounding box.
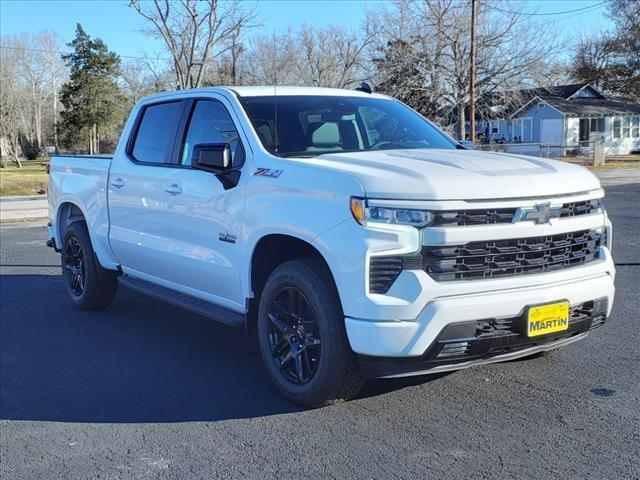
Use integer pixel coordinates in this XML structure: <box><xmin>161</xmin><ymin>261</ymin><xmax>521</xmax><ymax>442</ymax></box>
<box><xmin>218</xmin><ymin>232</ymin><xmax>237</xmax><ymax>244</ymax></box>
<box><xmin>254</xmin><ymin>168</ymin><xmax>282</xmax><ymax>178</ymax></box>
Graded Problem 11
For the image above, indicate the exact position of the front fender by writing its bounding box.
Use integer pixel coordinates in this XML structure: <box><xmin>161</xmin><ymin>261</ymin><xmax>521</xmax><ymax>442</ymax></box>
<box><xmin>240</xmin><ymin>160</ymin><xmax>363</xmax><ymax>300</ymax></box>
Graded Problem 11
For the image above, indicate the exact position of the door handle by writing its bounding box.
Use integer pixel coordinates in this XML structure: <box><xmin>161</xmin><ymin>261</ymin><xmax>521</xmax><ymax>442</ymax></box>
<box><xmin>111</xmin><ymin>178</ymin><xmax>125</xmax><ymax>189</ymax></box>
<box><xmin>164</xmin><ymin>183</ymin><xmax>182</xmax><ymax>195</ymax></box>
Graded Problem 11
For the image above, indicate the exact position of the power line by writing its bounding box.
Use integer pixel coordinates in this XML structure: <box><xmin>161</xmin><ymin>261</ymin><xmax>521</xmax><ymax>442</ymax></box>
<box><xmin>0</xmin><ymin>45</ymin><xmax>170</xmax><ymax>61</ymax></box>
<box><xmin>487</xmin><ymin>1</ymin><xmax>607</xmax><ymax>17</ymax></box>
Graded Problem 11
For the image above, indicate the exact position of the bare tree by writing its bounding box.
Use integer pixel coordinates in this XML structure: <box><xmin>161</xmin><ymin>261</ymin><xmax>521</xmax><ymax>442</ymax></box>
<box><xmin>297</xmin><ymin>23</ymin><xmax>376</xmax><ymax>88</ymax></box>
<box><xmin>120</xmin><ymin>59</ymin><xmax>159</xmax><ymax>109</ymax></box>
<box><xmin>40</xmin><ymin>32</ymin><xmax>67</xmax><ymax>149</ymax></box>
<box><xmin>240</xmin><ymin>22</ymin><xmax>375</xmax><ymax>89</ymax></box>
<box><xmin>370</xmin><ymin>0</ymin><xmax>560</xmax><ymax>139</ymax></box>
<box><xmin>242</xmin><ymin>29</ymin><xmax>301</xmax><ymax>85</ymax></box>
<box><xmin>130</xmin><ymin>0</ymin><xmax>255</xmax><ymax>89</ymax></box>
<box><xmin>0</xmin><ymin>45</ymin><xmax>24</xmax><ymax>166</ymax></box>
<box><xmin>0</xmin><ymin>31</ymin><xmax>67</xmax><ymax>163</ymax></box>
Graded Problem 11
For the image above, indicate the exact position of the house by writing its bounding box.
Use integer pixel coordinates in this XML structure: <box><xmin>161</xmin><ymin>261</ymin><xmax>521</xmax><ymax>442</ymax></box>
<box><xmin>477</xmin><ymin>83</ymin><xmax>640</xmax><ymax>156</ymax></box>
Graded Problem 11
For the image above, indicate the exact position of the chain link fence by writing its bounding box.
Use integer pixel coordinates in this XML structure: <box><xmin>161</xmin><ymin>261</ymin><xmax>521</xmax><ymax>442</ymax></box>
<box><xmin>474</xmin><ymin>140</ymin><xmax>601</xmax><ymax>165</ymax></box>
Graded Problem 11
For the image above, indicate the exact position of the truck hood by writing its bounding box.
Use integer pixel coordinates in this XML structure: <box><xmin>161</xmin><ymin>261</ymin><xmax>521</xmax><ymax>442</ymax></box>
<box><xmin>304</xmin><ymin>149</ymin><xmax>601</xmax><ymax>200</ymax></box>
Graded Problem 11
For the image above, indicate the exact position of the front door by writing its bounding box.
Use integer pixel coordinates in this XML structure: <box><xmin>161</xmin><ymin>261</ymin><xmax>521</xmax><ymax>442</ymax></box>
<box><xmin>108</xmin><ymin>97</ymin><xmax>247</xmax><ymax>311</ymax></box>
<box><xmin>155</xmin><ymin>98</ymin><xmax>247</xmax><ymax>310</ymax></box>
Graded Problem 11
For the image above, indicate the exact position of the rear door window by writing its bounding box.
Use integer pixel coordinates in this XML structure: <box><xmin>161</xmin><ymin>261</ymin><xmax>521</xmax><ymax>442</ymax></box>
<box><xmin>131</xmin><ymin>101</ymin><xmax>184</xmax><ymax>164</ymax></box>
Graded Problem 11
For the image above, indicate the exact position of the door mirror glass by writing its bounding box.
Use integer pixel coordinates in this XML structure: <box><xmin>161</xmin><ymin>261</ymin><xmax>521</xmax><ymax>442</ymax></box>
<box><xmin>192</xmin><ymin>143</ymin><xmax>231</xmax><ymax>173</ymax></box>
<box><xmin>458</xmin><ymin>140</ymin><xmax>475</xmax><ymax>149</ymax></box>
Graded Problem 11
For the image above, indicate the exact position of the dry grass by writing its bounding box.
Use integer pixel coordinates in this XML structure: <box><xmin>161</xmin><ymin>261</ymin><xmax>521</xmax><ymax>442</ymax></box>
<box><xmin>0</xmin><ymin>159</ymin><xmax>49</xmax><ymax>196</ymax></box>
<box><xmin>590</xmin><ymin>161</ymin><xmax>640</xmax><ymax>170</ymax></box>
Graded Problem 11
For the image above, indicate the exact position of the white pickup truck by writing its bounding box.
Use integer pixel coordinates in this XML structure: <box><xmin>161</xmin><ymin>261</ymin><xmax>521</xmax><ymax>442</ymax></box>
<box><xmin>48</xmin><ymin>86</ymin><xmax>615</xmax><ymax>407</ymax></box>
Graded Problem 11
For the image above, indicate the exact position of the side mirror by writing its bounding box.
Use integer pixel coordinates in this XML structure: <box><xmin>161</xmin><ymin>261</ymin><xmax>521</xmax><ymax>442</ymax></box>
<box><xmin>192</xmin><ymin>143</ymin><xmax>231</xmax><ymax>173</ymax></box>
<box><xmin>458</xmin><ymin>140</ymin><xmax>475</xmax><ymax>150</ymax></box>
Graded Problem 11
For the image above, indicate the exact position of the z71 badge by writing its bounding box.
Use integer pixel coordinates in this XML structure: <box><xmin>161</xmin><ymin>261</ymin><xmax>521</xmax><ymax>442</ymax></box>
<box><xmin>254</xmin><ymin>168</ymin><xmax>283</xmax><ymax>178</ymax></box>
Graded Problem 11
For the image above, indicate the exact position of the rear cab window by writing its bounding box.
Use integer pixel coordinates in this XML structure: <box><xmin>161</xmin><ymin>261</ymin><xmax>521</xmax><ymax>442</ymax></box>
<box><xmin>130</xmin><ymin>101</ymin><xmax>184</xmax><ymax>164</ymax></box>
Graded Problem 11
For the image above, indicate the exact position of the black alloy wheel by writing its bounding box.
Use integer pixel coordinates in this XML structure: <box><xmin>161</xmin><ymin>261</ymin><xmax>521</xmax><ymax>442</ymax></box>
<box><xmin>60</xmin><ymin>221</ymin><xmax>118</xmax><ymax>310</ymax></box>
<box><xmin>257</xmin><ymin>259</ymin><xmax>364</xmax><ymax>407</ymax></box>
<box><xmin>267</xmin><ymin>287</ymin><xmax>322</xmax><ymax>384</ymax></box>
<box><xmin>64</xmin><ymin>236</ymin><xmax>85</xmax><ymax>296</ymax></box>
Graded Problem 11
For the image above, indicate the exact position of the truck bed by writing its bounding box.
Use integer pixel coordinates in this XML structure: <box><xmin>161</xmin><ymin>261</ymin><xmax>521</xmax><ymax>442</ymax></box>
<box><xmin>48</xmin><ymin>155</ymin><xmax>114</xmax><ymax>266</ymax></box>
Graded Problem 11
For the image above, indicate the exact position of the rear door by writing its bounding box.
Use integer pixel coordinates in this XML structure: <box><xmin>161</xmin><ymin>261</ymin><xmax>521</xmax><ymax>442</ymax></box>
<box><xmin>108</xmin><ymin>99</ymin><xmax>189</xmax><ymax>283</ymax></box>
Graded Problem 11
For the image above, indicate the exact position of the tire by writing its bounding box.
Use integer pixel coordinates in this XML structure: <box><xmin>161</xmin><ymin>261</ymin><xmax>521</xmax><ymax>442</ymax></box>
<box><xmin>257</xmin><ymin>258</ymin><xmax>364</xmax><ymax>407</ymax></box>
<box><xmin>61</xmin><ymin>221</ymin><xmax>117</xmax><ymax>310</ymax></box>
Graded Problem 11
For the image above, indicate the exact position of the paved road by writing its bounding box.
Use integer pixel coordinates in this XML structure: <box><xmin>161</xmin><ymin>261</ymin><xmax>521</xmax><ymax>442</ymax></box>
<box><xmin>1</xmin><ymin>184</ymin><xmax>638</xmax><ymax>480</ymax></box>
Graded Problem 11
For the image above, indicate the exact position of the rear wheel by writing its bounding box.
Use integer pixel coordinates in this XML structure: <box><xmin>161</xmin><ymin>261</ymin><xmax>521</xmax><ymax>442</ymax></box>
<box><xmin>257</xmin><ymin>259</ymin><xmax>364</xmax><ymax>407</ymax></box>
<box><xmin>61</xmin><ymin>222</ymin><xmax>117</xmax><ymax>310</ymax></box>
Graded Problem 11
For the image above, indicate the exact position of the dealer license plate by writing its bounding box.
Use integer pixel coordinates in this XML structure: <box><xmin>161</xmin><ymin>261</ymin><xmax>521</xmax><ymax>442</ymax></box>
<box><xmin>526</xmin><ymin>301</ymin><xmax>570</xmax><ymax>337</ymax></box>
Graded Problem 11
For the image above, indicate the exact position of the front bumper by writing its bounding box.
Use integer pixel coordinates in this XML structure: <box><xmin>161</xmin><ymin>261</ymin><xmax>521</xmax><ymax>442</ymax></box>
<box><xmin>359</xmin><ymin>332</ymin><xmax>590</xmax><ymax>379</ymax></box>
<box><xmin>345</xmin><ymin>270</ymin><xmax>614</xmax><ymax>363</ymax></box>
<box><xmin>358</xmin><ymin>294</ymin><xmax>607</xmax><ymax>378</ymax></box>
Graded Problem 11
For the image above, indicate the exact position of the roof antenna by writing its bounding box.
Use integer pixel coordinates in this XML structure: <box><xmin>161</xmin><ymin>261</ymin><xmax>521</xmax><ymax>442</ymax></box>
<box><xmin>273</xmin><ymin>29</ymin><xmax>278</xmax><ymax>154</ymax></box>
<box><xmin>355</xmin><ymin>82</ymin><xmax>372</xmax><ymax>94</ymax></box>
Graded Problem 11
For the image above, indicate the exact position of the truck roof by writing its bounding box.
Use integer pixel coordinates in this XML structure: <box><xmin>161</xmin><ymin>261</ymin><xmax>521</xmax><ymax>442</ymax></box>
<box><xmin>142</xmin><ymin>85</ymin><xmax>390</xmax><ymax>103</ymax></box>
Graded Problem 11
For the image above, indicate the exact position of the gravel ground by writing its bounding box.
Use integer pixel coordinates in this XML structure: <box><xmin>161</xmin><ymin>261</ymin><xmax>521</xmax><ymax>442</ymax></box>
<box><xmin>1</xmin><ymin>183</ymin><xmax>638</xmax><ymax>480</ymax></box>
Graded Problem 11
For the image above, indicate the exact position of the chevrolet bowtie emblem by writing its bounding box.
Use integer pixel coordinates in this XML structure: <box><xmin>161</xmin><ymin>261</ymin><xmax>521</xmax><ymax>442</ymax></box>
<box><xmin>512</xmin><ymin>202</ymin><xmax>562</xmax><ymax>225</ymax></box>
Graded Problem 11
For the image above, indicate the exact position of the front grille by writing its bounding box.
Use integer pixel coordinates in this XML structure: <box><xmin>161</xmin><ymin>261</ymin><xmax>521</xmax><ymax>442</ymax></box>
<box><xmin>369</xmin><ymin>229</ymin><xmax>603</xmax><ymax>293</ymax></box>
<box><xmin>430</xmin><ymin>199</ymin><xmax>601</xmax><ymax>227</ymax></box>
<box><xmin>423</xmin><ymin>229</ymin><xmax>602</xmax><ymax>282</ymax></box>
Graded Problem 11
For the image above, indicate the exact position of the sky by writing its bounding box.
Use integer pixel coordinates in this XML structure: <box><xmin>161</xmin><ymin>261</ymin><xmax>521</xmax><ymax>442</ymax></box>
<box><xmin>0</xmin><ymin>0</ymin><xmax>613</xmax><ymax>61</ymax></box>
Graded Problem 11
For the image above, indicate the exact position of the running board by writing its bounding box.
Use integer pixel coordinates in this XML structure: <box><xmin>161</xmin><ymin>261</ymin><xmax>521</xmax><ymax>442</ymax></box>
<box><xmin>118</xmin><ymin>275</ymin><xmax>245</xmax><ymax>328</ymax></box>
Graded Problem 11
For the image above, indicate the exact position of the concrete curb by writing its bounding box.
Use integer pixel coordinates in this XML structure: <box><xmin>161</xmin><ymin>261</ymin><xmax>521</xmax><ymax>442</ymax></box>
<box><xmin>1</xmin><ymin>195</ymin><xmax>47</xmax><ymax>202</ymax></box>
<box><xmin>0</xmin><ymin>210</ymin><xmax>49</xmax><ymax>223</ymax></box>
<box><xmin>0</xmin><ymin>196</ymin><xmax>48</xmax><ymax>223</ymax></box>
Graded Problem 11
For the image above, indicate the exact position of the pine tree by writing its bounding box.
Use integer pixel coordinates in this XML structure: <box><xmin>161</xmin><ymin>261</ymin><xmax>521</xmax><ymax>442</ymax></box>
<box><xmin>58</xmin><ymin>24</ymin><xmax>122</xmax><ymax>153</ymax></box>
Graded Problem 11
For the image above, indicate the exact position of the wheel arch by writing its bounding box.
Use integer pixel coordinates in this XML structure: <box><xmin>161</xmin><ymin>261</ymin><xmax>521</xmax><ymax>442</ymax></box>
<box><xmin>54</xmin><ymin>199</ymin><xmax>119</xmax><ymax>271</ymax></box>
<box><xmin>56</xmin><ymin>201</ymin><xmax>87</xmax><ymax>241</ymax></box>
<box><xmin>246</xmin><ymin>233</ymin><xmax>341</xmax><ymax>336</ymax></box>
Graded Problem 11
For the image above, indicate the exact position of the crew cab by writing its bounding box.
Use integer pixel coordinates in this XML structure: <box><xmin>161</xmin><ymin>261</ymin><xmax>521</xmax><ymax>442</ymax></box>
<box><xmin>47</xmin><ymin>86</ymin><xmax>615</xmax><ymax>407</ymax></box>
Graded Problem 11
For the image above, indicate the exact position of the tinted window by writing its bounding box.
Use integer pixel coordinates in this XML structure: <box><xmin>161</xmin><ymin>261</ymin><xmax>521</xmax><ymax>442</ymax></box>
<box><xmin>131</xmin><ymin>101</ymin><xmax>183</xmax><ymax>164</ymax></box>
<box><xmin>181</xmin><ymin>100</ymin><xmax>244</xmax><ymax>167</ymax></box>
<box><xmin>238</xmin><ymin>95</ymin><xmax>456</xmax><ymax>158</ymax></box>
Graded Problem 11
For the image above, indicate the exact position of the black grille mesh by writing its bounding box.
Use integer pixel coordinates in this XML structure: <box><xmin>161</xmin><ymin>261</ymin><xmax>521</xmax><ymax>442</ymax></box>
<box><xmin>369</xmin><ymin>229</ymin><xmax>602</xmax><ymax>293</ymax></box>
<box><xmin>475</xmin><ymin>298</ymin><xmax>608</xmax><ymax>339</ymax></box>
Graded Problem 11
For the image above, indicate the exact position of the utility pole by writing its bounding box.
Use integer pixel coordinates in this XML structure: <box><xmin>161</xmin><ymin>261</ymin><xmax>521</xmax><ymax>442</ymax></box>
<box><xmin>469</xmin><ymin>0</ymin><xmax>477</xmax><ymax>143</ymax></box>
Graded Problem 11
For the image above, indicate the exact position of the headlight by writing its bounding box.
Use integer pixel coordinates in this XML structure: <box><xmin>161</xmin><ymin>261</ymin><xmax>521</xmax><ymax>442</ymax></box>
<box><xmin>350</xmin><ymin>197</ymin><xmax>433</xmax><ymax>227</ymax></box>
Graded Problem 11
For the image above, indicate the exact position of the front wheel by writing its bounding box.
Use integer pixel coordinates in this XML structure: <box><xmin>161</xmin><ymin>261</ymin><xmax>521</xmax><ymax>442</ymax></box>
<box><xmin>257</xmin><ymin>259</ymin><xmax>364</xmax><ymax>407</ymax></box>
<box><xmin>61</xmin><ymin>222</ymin><xmax>117</xmax><ymax>310</ymax></box>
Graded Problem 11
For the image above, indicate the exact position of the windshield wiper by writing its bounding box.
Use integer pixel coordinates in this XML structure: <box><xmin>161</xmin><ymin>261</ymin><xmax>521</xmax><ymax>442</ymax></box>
<box><xmin>277</xmin><ymin>152</ymin><xmax>320</xmax><ymax>158</ymax></box>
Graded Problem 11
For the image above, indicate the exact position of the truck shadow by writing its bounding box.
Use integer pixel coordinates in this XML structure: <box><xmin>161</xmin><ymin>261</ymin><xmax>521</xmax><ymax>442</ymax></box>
<box><xmin>0</xmin><ymin>274</ymin><xmax>441</xmax><ymax>423</ymax></box>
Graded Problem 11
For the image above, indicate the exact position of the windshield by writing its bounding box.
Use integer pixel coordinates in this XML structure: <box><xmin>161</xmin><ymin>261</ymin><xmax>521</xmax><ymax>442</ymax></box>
<box><xmin>238</xmin><ymin>95</ymin><xmax>457</xmax><ymax>157</ymax></box>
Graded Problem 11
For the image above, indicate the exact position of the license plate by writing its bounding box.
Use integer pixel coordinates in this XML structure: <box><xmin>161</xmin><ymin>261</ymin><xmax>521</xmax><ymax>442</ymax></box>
<box><xmin>526</xmin><ymin>301</ymin><xmax>570</xmax><ymax>337</ymax></box>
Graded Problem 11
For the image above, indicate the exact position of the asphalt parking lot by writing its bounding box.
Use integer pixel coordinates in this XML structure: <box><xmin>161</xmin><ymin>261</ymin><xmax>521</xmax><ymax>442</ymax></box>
<box><xmin>1</xmin><ymin>183</ymin><xmax>639</xmax><ymax>480</ymax></box>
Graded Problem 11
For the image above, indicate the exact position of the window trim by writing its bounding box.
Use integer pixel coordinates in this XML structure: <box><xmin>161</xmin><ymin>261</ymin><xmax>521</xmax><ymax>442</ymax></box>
<box><xmin>174</xmin><ymin>98</ymin><xmax>246</xmax><ymax>169</ymax></box>
<box><xmin>612</xmin><ymin>117</ymin><xmax>622</xmax><ymax>139</ymax></box>
<box><xmin>126</xmin><ymin>99</ymin><xmax>188</xmax><ymax>166</ymax></box>
<box><xmin>631</xmin><ymin>116</ymin><xmax>640</xmax><ymax>138</ymax></box>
